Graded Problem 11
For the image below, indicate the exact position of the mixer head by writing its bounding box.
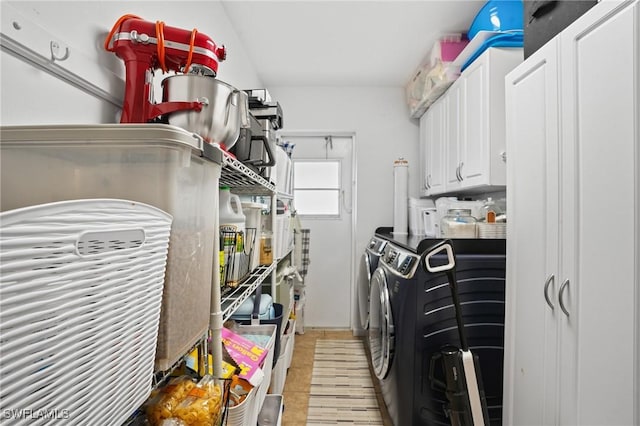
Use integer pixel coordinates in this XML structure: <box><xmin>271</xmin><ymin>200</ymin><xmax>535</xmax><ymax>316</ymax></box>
<box><xmin>105</xmin><ymin>15</ymin><xmax>227</xmax><ymax>123</ymax></box>
<box><xmin>106</xmin><ymin>15</ymin><xmax>226</xmax><ymax>75</ymax></box>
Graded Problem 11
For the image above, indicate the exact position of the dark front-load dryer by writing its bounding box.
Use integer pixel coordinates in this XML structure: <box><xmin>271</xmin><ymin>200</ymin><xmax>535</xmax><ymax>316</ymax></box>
<box><xmin>369</xmin><ymin>239</ymin><xmax>506</xmax><ymax>426</ymax></box>
<box><xmin>357</xmin><ymin>236</ymin><xmax>387</xmax><ymax>333</ymax></box>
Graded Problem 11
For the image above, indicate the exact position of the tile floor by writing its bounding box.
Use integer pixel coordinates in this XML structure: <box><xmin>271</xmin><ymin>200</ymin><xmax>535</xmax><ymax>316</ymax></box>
<box><xmin>280</xmin><ymin>328</ymin><xmax>393</xmax><ymax>426</ymax></box>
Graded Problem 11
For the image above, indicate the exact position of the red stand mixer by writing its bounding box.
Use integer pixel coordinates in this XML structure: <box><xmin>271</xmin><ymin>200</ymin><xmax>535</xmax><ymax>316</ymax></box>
<box><xmin>104</xmin><ymin>15</ymin><xmax>227</xmax><ymax>124</ymax></box>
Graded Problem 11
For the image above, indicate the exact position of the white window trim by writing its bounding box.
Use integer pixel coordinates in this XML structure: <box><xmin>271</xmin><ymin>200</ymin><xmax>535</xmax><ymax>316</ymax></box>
<box><xmin>293</xmin><ymin>158</ymin><xmax>342</xmax><ymax>219</ymax></box>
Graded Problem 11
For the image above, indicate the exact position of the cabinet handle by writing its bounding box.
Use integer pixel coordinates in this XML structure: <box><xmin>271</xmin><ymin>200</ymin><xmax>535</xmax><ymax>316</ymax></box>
<box><xmin>455</xmin><ymin>165</ymin><xmax>461</xmax><ymax>182</ymax></box>
<box><xmin>543</xmin><ymin>274</ymin><xmax>555</xmax><ymax>310</ymax></box>
<box><xmin>559</xmin><ymin>279</ymin><xmax>570</xmax><ymax>317</ymax></box>
<box><xmin>426</xmin><ymin>175</ymin><xmax>431</xmax><ymax>189</ymax></box>
<box><xmin>459</xmin><ymin>162</ymin><xmax>464</xmax><ymax>181</ymax></box>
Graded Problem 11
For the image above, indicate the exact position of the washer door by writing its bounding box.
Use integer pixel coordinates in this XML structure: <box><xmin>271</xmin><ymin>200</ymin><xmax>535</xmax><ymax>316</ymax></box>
<box><xmin>368</xmin><ymin>267</ymin><xmax>394</xmax><ymax>380</ymax></box>
<box><xmin>357</xmin><ymin>252</ymin><xmax>373</xmax><ymax>330</ymax></box>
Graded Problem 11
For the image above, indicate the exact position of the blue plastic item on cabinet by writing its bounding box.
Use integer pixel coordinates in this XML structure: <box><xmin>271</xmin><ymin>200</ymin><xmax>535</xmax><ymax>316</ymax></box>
<box><xmin>468</xmin><ymin>0</ymin><xmax>524</xmax><ymax>40</ymax></box>
<box><xmin>461</xmin><ymin>31</ymin><xmax>523</xmax><ymax>71</ymax></box>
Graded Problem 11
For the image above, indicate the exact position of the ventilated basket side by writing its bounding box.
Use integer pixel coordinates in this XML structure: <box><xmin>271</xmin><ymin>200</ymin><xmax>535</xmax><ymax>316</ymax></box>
<box><xmin>0</xmin><ymin>199</ymin><xmax>172</xmax><ymax>425</ymax></box>
<box><xmin>225</xmin><ymin>324</ymin><xmax>276</xmax><ymax>426</ymax></box>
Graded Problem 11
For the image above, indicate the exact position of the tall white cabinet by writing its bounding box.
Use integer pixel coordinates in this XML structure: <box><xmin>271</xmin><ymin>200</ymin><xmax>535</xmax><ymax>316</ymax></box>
<box><xmin>503</xmin><ymin>1</ymin><xmax>640</xmax><ymax>425</ymax></box>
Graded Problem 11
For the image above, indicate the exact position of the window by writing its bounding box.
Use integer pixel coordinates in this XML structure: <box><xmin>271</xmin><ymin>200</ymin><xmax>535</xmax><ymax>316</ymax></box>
<box><xmin>293</xmin><ymin>160</ymin><xmax>341</xmax><ymax>217</ymax></box>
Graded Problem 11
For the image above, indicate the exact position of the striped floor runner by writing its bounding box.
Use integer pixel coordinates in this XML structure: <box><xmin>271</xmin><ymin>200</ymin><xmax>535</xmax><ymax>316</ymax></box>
<box><xmin>306</xmin><ymin>339</ymin><xmax>384</xmax><ymax>425</ymax></box>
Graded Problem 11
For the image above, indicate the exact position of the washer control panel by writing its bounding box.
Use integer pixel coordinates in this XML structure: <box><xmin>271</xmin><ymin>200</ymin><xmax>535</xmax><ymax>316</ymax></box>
<box><xmin>381</xmin><ymin>244</ymin><xmax>420</xmax><ymax>278</ymax></box>
<box><xmin>367</xmin><ymin>237</ymin><xmax>388</xmax><ymax>255</ymax></box>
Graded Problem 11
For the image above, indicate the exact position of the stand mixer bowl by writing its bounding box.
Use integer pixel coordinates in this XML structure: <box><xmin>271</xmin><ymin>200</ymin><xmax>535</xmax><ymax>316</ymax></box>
<box><xmin>162</xmin><ymin>75</ymin><xmax>245</xmax><ymax>149</ymax></box>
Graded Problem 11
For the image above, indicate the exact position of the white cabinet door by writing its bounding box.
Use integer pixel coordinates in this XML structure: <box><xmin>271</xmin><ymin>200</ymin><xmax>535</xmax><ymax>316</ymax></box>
<box><xmin>460</xmin><ymin>48</ymin><xmax>521</xmax><ymax>191</ymax></box>
<box><xmin>460</xmin><ymin>55</ymin><xmax>488</xmax><ymax>186</ymax></box>
<box><xmin>426</xmin><ymin>97</ymin><xmax>446</xmax><ymax>195</ymax></box>
<box><xmin>558</xmin><ymin>1</ymin><xmax>639</xmax><ymax>425</ymax></box>
<box><xmin>504</xmin><ymin>38</ymin><xmax>561</xmax><ymax>426</ymax></box>
<box><xmin>445</xmin><ymin>80</ymin><xmax>462</xmax><ymax>192</ymax></box>
<box><xmin>419</xmin><ymin>112</ymin><xmax>429</xmax><ymax>197</ymax></box>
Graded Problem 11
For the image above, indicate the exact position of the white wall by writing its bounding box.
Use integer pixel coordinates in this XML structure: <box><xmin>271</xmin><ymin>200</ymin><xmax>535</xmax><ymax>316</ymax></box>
<box><xmin>1</xmin><ymin>3</ymin><xmax>422</xmax><ymax>329</ymax></box>
<box><xmin>1</xmin><ymin>1</ymin><xmax>263</xmax><ymax>125</ymax></box>
<box><xmin>269</xmin><ymin>85</ymin><xmax>420</xmax><ymax>328</ymax></box>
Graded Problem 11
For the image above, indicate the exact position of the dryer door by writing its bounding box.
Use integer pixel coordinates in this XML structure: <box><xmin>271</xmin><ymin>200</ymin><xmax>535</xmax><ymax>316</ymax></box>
<box><xmin>357</xmin><ymin>252</ymin><xmax>373</xmax><ymax>330</ymax></box>
<box><xmin>369</xmin><ymin>267</ymin><xmax>395</xmax><ymax>380</ymax></box>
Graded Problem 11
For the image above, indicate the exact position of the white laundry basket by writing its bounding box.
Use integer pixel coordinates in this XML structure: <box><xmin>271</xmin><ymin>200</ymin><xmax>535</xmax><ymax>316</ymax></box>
<box><xmin>0</xmin><ymin>199</ymin><xmax>172</xmax><ymax>425</ymax></box>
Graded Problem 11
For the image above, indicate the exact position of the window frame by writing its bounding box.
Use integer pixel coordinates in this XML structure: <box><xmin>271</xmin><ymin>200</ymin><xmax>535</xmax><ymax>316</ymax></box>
<box><xmin>293</xmin><ymin>158</ymin><xmax>343</xmax><ymax>220</ymax></box>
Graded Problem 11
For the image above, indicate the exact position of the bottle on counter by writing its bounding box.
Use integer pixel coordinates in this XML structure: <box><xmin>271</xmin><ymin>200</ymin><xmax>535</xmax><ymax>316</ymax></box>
<box><xmin>482</xmin><ymin>197</ymin><xmax>503</xmax><ymax>223</ymax></box>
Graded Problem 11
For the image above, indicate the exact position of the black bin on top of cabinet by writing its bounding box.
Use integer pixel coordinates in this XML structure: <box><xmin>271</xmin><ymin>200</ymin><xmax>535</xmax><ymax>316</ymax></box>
<box><xmin>524</xmin><ymin>0</ymin><xmax>597</xmax><ymax>58</ymax></box>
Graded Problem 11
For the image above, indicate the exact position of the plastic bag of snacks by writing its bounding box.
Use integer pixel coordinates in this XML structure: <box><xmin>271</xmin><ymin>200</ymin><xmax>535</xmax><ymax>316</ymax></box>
<box><xmin>146</xmin><ymin>376</ymin><xmax>196</xmax><ymax>425</ymax></box>
<box><xmin>228</xmin><ymin>374</ymin><xmax>252</xmax><ymax>407</ymax></box>
<box><xmin>172</xmin><ymin>375</ymin><xmax>224</xmax><ymax>426</ymax></box>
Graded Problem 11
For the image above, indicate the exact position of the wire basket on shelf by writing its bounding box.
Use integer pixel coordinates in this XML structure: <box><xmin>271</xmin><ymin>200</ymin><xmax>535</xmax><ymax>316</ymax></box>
<box><xmin>220</xmin><ymin>228</ymin><xmax>257</xmax><ymax>289</ymax></box>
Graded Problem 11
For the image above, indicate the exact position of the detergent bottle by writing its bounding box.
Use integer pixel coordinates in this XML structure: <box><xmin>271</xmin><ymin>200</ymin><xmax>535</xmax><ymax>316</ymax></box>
<box><xmin>220</xmin><ymin>186</ymin><xmax>246</xmax><ymax>247</ymax></box>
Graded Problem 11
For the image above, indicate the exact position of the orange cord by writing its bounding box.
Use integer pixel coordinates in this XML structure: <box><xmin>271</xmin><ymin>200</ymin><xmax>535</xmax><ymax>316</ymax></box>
<box><xmin>156</xmin><ymin>21</ymin><xmax>167</xmax><ymax>73</ymax></box>
<box><xmin>104</xmin><ymin>14</ymin><xmax>141</xmax><ymax>51</ymax></box>
<box><xmin>105</xmin><ymin>14</ymin><xmax>198</xmax><ymax>75</ymax></box>
<box><xmin>184</xmin><ymin>28</ymin><xmax>198</xmax><ymax>72</ymax></box>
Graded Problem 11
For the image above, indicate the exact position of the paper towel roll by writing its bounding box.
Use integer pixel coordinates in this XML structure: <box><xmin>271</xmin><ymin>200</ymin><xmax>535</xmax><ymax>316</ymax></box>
<box><xmin>393</xmin><ymin>158</ymin><xmax>409</xmax><ymax>235</ymax></box>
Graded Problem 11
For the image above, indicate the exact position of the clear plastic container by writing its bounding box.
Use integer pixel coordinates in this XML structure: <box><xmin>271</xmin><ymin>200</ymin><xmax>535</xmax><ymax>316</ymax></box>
<box><xmin>0</xmin><ymin>124</ymin><xmax>222</xmax><ymax>371</ymax></box>
<box><xmin>260</xmin><ymin>230</ymin><xmax>274</xmax><ymax>265</ymax></box>
<box><xmin>441</xmin><ymin>208</ymin><xmax>477</xmax><ymax>238</ymax></box>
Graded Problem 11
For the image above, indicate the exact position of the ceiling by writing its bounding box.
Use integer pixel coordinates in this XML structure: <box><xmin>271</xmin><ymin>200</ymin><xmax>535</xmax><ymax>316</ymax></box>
<box><xmin>220</xmin><ymin>0</ymin><xmax>484</xmax><ymax>88</ymax></box>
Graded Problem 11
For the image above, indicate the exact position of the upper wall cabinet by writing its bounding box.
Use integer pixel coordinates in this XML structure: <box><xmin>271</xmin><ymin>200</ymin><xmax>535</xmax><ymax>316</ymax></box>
<box><xmin>420</xmin><ymin>48</ymin><xmax>523</xmax><ymax>196</ymax></box>
<box><xmin>421</xmin><ymin>96</ymin><xmax>447</xmax><ymax>196</ymax></box>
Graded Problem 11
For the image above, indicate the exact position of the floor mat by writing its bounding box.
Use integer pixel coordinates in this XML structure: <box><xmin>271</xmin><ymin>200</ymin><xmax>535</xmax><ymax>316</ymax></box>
<box><xmin>306</xmin><ymin>339</ymin><xmax>383</xmax><ymax>425</ymax></box>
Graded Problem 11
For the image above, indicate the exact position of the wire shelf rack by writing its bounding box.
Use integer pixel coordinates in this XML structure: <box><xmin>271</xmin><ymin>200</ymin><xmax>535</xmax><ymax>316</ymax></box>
<box><xmin>220</xmin><ymin>151</ymin><xmax>275</xmax><ymax>194</ymax></box>
<box><xmin>221</xmin><ymin>263</ymin><xmax>276</xmax><ymax>322</ymax></box>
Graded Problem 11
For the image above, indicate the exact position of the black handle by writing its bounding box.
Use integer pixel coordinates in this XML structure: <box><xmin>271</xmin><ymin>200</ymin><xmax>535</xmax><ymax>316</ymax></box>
<box><xmin>420</xmin><ymin>239</ymin><xmax>468</xmax><ymax>351</ymax></box>
<box><xmin>428</xmin><ymin>352</ymin><xmax>448</xmax><ymax>391</ymax></box>
<box><xmin>251</xmin><ymin>283</ymin><xmax>262</xmax><ymax>323</ymax></box>
<box><xmin>245</xmin><ymin>135</ymin><xmax>275</xmax><ymax>167</ymax></box>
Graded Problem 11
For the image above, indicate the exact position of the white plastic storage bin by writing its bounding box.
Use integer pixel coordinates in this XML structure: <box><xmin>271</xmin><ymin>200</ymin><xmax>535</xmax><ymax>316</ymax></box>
<box><xmin>257</xmin><ymin>394</ymin><xmax>283</xmax><ymax>426</ymax></box>
<box><xmin>276</xmin><ymin>215</ymin><xmax>294</xmax><ymax>259</ymax></box>
<box><xmin>0</xmin><ymin>199</ymin><xmax>172</xmax><ymax>425</ymax></box>
<box><xmin>274</xmin><ymin>146</ymin><xmax>293</xmax><ymax>195</ymax></box>
<box><xmin>227</xmin><ymin>324</ymin><xmax>277</xmax><ymax>426</ymax></box>
<box><xmin>0</xmin><ymin>124</ymin><xmax>222</xmax><ymax>372</ymax></box>
<box><xmin>284</xmin><ymin>319</ymin><xmax>296</xmax><ymax>369</ymax></box>
<box><xmin>270</xmin><ymin>319</ymin><xmax>296</xmax><ymax>395</ymax></box>
<box><xmin>270</xmin><ymin>354</ymin><xmax>287</xmax><ymax>396</ymax></box>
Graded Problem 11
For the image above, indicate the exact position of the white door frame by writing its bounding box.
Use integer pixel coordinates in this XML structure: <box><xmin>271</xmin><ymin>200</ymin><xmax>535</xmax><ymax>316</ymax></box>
<box><xmin>278</xmin><ymin>130</ymin><xmax>357</xmax><ymax>330</ymax></box>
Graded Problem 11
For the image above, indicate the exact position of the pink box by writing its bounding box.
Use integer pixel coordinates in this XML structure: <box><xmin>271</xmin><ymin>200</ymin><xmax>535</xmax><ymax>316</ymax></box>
<box><xmin>221</xmin><ymin>327</ymin><xmax>268</xmax><ymax>386</ymax></box>
<box><xmin>439</xmin><ymin>39</ymin><xmax>470</xmax><ymax>63</ymax></box>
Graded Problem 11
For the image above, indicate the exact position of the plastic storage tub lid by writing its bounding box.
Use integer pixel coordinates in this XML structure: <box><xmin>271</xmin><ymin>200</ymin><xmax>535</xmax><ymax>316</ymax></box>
<box><xmin>468</xmin><ymin>0</ymin><xmax>524</xmax><ymax>40</ymax></box>
<box><xmin>461</xmin><ymin>32</ymin><xmax>523</xmax><ymax>71</ymax></box>
<box><xmin>0</xmin><ymin>124</ymin><xmax>223</xmax><ymax>164</ymax></box>
<box><xmin>241</xmin><ymin>201</ymin><xmax>267</xmax><ymax>209</ymax></box>
<box><xmin>232</xmin><ymin>294</ymin><xmax>274</xmax><ymax>318</ymax></box>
